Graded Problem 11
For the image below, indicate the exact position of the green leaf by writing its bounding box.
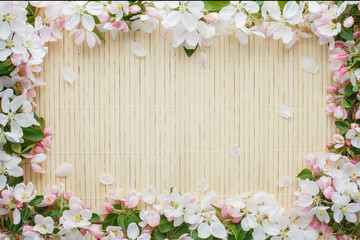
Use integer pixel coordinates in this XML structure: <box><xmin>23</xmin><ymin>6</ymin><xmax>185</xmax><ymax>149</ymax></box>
<box><xmin>340</xmin><ymin>27</ymin><xmax>354</xmax><ymax>41</ymax></box>
<box><xmin>127</xmin><ymin>213</ymin><xmax>140</xmax><ymax>225</ymax></box>
<box><xmin>256</xmin><ymin>1</ymin><xmax>264</xmax><ymax>6</ymax></box>
<box><xmin>22</xmin><ymin>126</ymin><xmax>46</xmax><ymax>142</ymax></box>
<box><xmin>211</xmin><ymin>204</ymin><xmax>223</xmax><ymax>221</ymax></box>
<box><xmin>296</xmin><ymin>168</ymin><xmax>315</xmax><ymax>180</ymax></box>
<box><xmin>228</xmin><ymin>223</ymin><xmax>238</xmax><ymax>239</ymax></box>
<box><xmin>159</xmin><ymin>219</ymin><xmax>174</xmax><ymax>233</ymax></box>
<box><xmin>0</xmin><ymin>64</ymin><xmax>15</xmax><ymax>75</ymax></box>
<box><xmin>21</xmin><ymin>143</ymin><xmax>36</xmax><ymax>154</ymax></box>
<box><xmin>203</xmin><ymin>1</ymin><xmax>230</xmax><ymax>11</ymax></box>
<box><xmin>350</xmin><ymin>146</ymin><xmax>360</xmax><ymax>155</ymax></box>
<box><xmin>353</xmin><ymin>86</ymin><xmax>359</xmax><ymax>92</ymax></box>
<box><xmin>102</xmin><ymin>213</ymin><xmax>118</xmax><ymax>230</ymax></box>
<box><xmin>154</xmin><ymin>230</ymin><xmax>165</xmax><ymax>240</ymax></box>
<box><xmin>29</xmin><ymin>195</ymin><xmax>44</xmax><ymax>206</ymax></box>
<box><xmin>93</xmin><ymin>26</ymin><xmax>105</xmax><ymax>42</ymax></box>
<box><xmin>335</xmin><ymin>121</ymin><xmax>350</xmax><ymax>131</ymax></box>
<box><xmin>113</xmin><ymin>204</ymin><xmax>122</xmax><ymax>210</ymax></box>
<box><xmin>183</xmin><ymin>45</ymin><xmax>198</xmax><ymax>57</ymax></box>
<box><xmin>39</xmin><ymin>117</ymin><xmax>46</xmax><ymax>130</ymax></box>
<box><xmin>11</xmin><ymin>143</ymin><xmax>21</xmax><ymax>154</ymax></box>
<box><xmin>117</xmin><ymin>215</ymin><xmax>127</xmax><ymax>230</ymax></box>
<box><xmin>33</xmin><ymin>206</ymin><xmax>48</xmax><ymax>214</ymax></box>
<box><xmin>278</xmin><ymin>1</ymin><xmax>288</xmax><ymax>11</ymax></box>
<box><xmin>341</xmin><ymin>97</ymin><xmax>353</xmax><ymax>109</ymax></box>
<box><xmin>89</xmin><ymin>213</ymin><xmax>100</xmax><ymax>223</ymax></box>
<box><xmin>173</xmin><ymin>223</ymin><xmax>189</xmax><ymax>239</ymax></box>
<box><xmin>21</xmin><ymin>208</ymin><xmax>31</xmax><ymax>222</ymax></box>
<box><xmin>8</xmin><ymin>176</ymin><xmax>23</xmax><ymax>187</ymax></box>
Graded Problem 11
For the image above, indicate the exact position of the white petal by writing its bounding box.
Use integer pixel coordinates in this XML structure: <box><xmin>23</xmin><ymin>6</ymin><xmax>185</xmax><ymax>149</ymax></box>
<box><xmin>62</xmin><ymin>66</ymin><xmax>76</xmax><ymax>85</ymax></box>
<box><xmin>2</xmin><ymin>95</ymin><xmax>10</xmax><ymax>114</ymax></box>
<box><xmin>0</xmin><ymin>23</ymin><xmax>11</xmax><ymax>40</ymax></box>
<box><xmin>181</xmin><ymin>12</ymin><xmax>197</xmax><ymax>32</ymax></box>
<box><xmin>279</xmin><ymin>105</ymin><xmax>292</xmax><ymax>118</ymax></box>
<box><xmin>278</xmin><ymin>176</ymin><xmax>293</xmax><ymax>188</ymax></box>
<box><xmin>187</xmin><ymin>1</ymin><xmax>204</xmax><ymax>14</ymax></box>
<box><xmin>13</xmin><ymin>208</ymin><xmax>21</xmax><ymax>224</ymax></box>
<box><xmin>210</xmin><ymin>222</ymin><xmax>227</xmax><ymax>239</ymax></box>
<box><xmin>55</xmin><ymin>162</ymin><xmax>73</xmax><ymax>178</ymax></box>
<box><xmin>85</xmin><ymin>2</ymin><xmax>104</xmax><ymax>15</ymax></box>
<box><xmin>198</xmin><ymin>178</ymin><xmax>209</xmax><ymax>193</ymax></box>
<box><xmin>252</xmin><ymin>225</ymin><xmax>266</xmax><ymax>240</ymax></box>
<box><xmin>198</xmin><ymin>52</ymin><xmax>208</xmax><ymax>68</ymax></box>
<box><xmin>86</xmin><ymin>31</ymin><xmax>97</xmax><ymax>48</ymax></box>
<box><xmin>131</xmin><ymin>42</ymin><xmax>146</xmax><ymax>57</ymax></box>
<box><xmin>142</xmin><ymin>185</ymin><xmax>156</xmax><ymax>204</ymax></box>
<box><xmin>300</xmin><ymin>56</ymin><xmax>319</xmax><ymax>74</ymax></box>
<box><xmin>283</xmin><ymin>1</ymin><xmax>299</xmax><ymax>19</ymax></box>
<box><xmin>127</xmin><ymin>223</ymin><xmax>140</xmax><ymax>239</ymax></box>
<box><xmin>0</xmin><ymin>175</ymin><xmax>6</xmax><ymax>190</ymax></box>
<box><xmin>197</xmin><ymin>223</ymin><xmax>211</xmax><ymax>239</ymax></box>
<box><xmin>230</xmin><ymin>144</ymin><xmax>241</xmax><ymax>158</ymax></box>
<box><xmin>98</xmin><ymin>173</ymin><xmax>114</xmax><ymax>185</ymax></box>
<box><xmin>81</xmin><ymin>14</ymin><xmax>95</xmax><ymax>32</ymax></box>
<box><xmin>31</xmin><ymin>153</ymin><xmax>47</xmax><ymax>163</ymax></box>
<box><xmin>244</xmin><ymin>2</ymin><xmax>260</xmax><ymax>14</ymax></box>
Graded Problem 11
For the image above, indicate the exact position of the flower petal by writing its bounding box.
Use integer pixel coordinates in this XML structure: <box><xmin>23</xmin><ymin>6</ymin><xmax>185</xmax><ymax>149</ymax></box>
<box><xmin>142</xmin><ymin>185</ymin><xmax>156</xmax><ymax>204</ymax></box>
<box><xmin>98</xmin><ymin>173</ymin><xmax>114</xmax><ymax>185</ymax></box>
<box><xmin>131</xmin><ymin>42</ymin><xmax>146</xmax><ymax>57</ymax></box>
<box><xmin>230</xmin><ymin>144</ymin><xmax>241</xmax><ymax>158</ymax></box>
<box><xmin>62</xmin><ymin>66</ymin><xmax>76</xmax><ymax>85</ymax></box>
<box><xmin>198</xmin><ymin>52</ymin><xmax>208</xmax><ymax>68</ymax></box>
<box><xmin>81</xmin><ymin>14</ymin><xmax>95</xmax><ymax>32</ymax></box>
<box><xmin>279</xmin><ymin>105</ymin><xmax>292</xmax><ymax>118</ymax></box>
<box><xmin>55</xmin><ymin>163</ymin><xmax>73</xmax><ymax>178</ymax></box>
<box><xmin>301</xmin><ymin>56</ymin><xmax>319</xmax><ymax>74</ymax></box>
<box><xmin>127</xmin><ymin>223</ymin><xmax>140</xmax><ymax>239</ymax></box>
<box><xmin>198</xmin><ymin>178</ymin><xmax>209</xmax><ymax>193</ymax></box>
<box><xmin>278</xmin><ymin>176</ymin><xmax>293</xmax><ymax>188</ymax></box>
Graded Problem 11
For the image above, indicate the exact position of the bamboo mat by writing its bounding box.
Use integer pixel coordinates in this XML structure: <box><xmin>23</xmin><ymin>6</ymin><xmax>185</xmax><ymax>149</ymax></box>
<box><xmin>26</xmin><ymin>29</ymin><xmax>335</xmax><ymax>214</ymax></box>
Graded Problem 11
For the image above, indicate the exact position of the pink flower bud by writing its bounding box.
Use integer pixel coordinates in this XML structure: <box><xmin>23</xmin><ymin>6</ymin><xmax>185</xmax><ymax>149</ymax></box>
<box><xmin>333</xmin><ymin>106</ymin><xmax>347</xmax><ymax>120</ymax></box>
<box><xmin>167</xmin><ymin>216</ymin><xmax>174</xmax><ymax>222</ymax></box>
<box><xmin>326</xmin><ymin>142</ymin><xmax>332</xmax><ymax>149</ymax></box>
<box><xmin>327</xmin><ymin>85</ymin><xmax>337</xmax><ymax>93</ymax></box>
<box><xmin>183</xmin><ymin>192</ymin><xmax>196</xmax><ymax>203</ymax></box>
<box><xmin>142</xmin><ymin>228</ymin><xmax>152</xmax><ymax>234</ymax></box>
<box><xmin>326</xmin><ymin>103</ymin><xmax>336</xmax><ymax>113</ymax></box>
<box><xmin>66</xmin><ymin>190</ymin><xmax>73</xmax><ymax>199</ymax></box>
<box><xmin>312</xmin><ymin>165</ymin><xmax>320</xmax><ymax>174</ymax></box>
<box><xmin>346</xmin><ymin>140</ymin><xmax>352</xmax><ymax>146</ymax></box>
<box><xmin>41</xmin><ymin>137</ymin><xmax>52</xmax><ymax>150</ymax></box>
<box><xmin>232</xmin><ymin>216</ymin><xmax>242</xmax><ymax>223</ymax></box>
<box><xmin>333</xmin><ymin>66</ymin><xmax>347</xmax><ymax>78</ymax></box>
<box><xmin>323</xmin><ymin>186</ymin><xmax>334</xmax><ymax>200</ymax></box>
<box><xmin>17</xmin><ymin>201</ymin><xmax>23</xmax><ymax>208</ymax></box>
<box><xmin>205</xmin><ymin>12</ymin><xmax>219</xmax><ymax>23</ymax></box>
<box><xmin>80</xmin><ymin>228</ymin><xmax>87</xmax><ymax>236</ymax></box>
<box><xmin>354</xmin><ymin>32</ymin><xmax>360</xmax><ymax>39</ymax></box>
<box><xmin>129</xmin><ymin>5</ymin><xmax>141</xmax><ymax>14</ymax></box>
<box><xmin>105</xmin><ymin>204</ymin><xmax>114</xmax><ymax>212</ymax></box>
<box><xmin>97</xmin><ymin>12</ymin><xmax>110</xmax><ymax>24</ymax></box>
<box><xmin>51</xmin><ymin>185</ymin><xmax>61</xmax><ymax>196</ymax></box>
<box><xmin>343</xmin><ymin>16</ymin><xmax>354</xmax><ymax>28</ymax></box>
<box><xmin>43</xmin><ymin>126</ymin><xmax>53</xmax><ymax>137</ymax></box>
<box><xmin>326</xmin><ymin>94</ymin><xmax>335</xmax><ymax>103</ymax></box>
<box><xmin>27</xmin><ymin>88</ymin><xmax>36</xmax><ymax>98</ymax></box>
<box><xmin>305</xmin><ymin>154</ymin><xmax>317</xmax><ymax>166</ymax></box>
<box><xmin>309</xmin><ymin>218</ymin><xmax>321</xmax><ymax>229</ymax></box>
<box><xmin>317</xmin><ymin>176</ymin><xmax>331</xmax><ymax>190</ymax></box>
<box><xmin>34</xmin><ymin>143</ymin><xmax>45</xmax><ymax>153</ymax></box>
<box><xmin>319</xmin><ymin>222</ymin><xmax>333</xmax><ymax>234</ymax></box>
<box><xmin>351</xmin><ymin>123</ymin><xmax>358</xmax><ymax>129</ymax></box>
<box><xmin>350</xmin><ymin>158</ymin><xmax>357</xmax><ymax>164</ymax></box>
<box><xmin>22</xmin><ymin>225</ymin><xmax>33</xmax><ymax>233</ymax></box>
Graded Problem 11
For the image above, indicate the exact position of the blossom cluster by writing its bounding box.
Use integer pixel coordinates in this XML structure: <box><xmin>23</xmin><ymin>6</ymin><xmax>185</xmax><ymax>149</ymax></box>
<box><xmin>0</xmin><ymin>1</ymin><xmax>359</xmax><ymax>240</ymax></box>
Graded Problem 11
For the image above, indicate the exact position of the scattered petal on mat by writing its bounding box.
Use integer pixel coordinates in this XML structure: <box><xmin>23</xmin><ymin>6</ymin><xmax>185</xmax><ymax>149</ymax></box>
<box><xmin>230</xmin><ymin>144</ymin><xmax>241</xmax><ymax>158</ymax></box>
<box><xmin>198</xmin><ymin>52</ymin><xmax>208</xmax><ymax>68</ymax></box>
<box><xmin>98</xmin><ymin>173</ymin><xmax>115</xmax><ymax>185</ymax></box>
<box><xmin>55</xmin><ymin>163</ymin><xmax>72</xmax><ymax>178</ymax></box>
<box><xmin>62</xmin><ymin>66</ymin><xmax>76</xmax><ymax>85</ymax></box>
<box><xmin>300</xmin><ymin>56</ymin><xmax>319</xmax><ymax>74</ymax></box>
<box><xmin>279</xmin><ymin>105</ymin><xmax>292</xmax><ymax>119</ymax></box>
<box><xmin>278</xmin><ymin>176</ymin><xmax>293</xmax><ymax>188</ymax></box>
<box><xmin>198</xmin><ymin>178</ymin><xmax>209</xmax><ymax>193</ymax></box>
<box><xmin>131</xmin><ymin>42</ymin><xmax>146</xmax><ymax>57</ymax></box>
<box><xmin>142</xmin><ymin>185</ymin><xmax>156</xmax><ymax>204</ymax></box>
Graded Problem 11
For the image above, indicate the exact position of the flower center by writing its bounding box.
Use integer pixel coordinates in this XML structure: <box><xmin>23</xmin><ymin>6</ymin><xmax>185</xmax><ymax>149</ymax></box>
<box><xmin>15</xmin><ymin>82</ymin><xmax>23</xmax><ymax>91</ymax></box>
<box><xmin>350</xmin><ymin>172</ymin><xmax>358</xmax><ymax>181</ymax></box>
<box><xmin>329</xmin><ymin>22</ymin><xmax>336</xmax><ymax>29</ymax></box>
<box><xmin>313</xmin><ymin>195</ymin><xmax>322</xmax><ymax>205</ymax></box>
<box><xmin>341</xmin><ymin>206</ymin><xmax>349</xmax><ymax>214</ymax></box>
<box><xmin>280</xmin><ymin>231</ymin><xmax>288</xmax><ymax>238</ymax></box>
<box><xmin>41</xmin><ymin>225</ymin><xmax>47</xmax><ymax>230</ymax></box>
<box><xmin>26</xmin><ymin>40</ymin><xmax>34</xmax><ymax>48</ymax></box>
<box><xmin>74</xmin><ymin>214</ymin><xmax>82</xmax><ymax>222</ymax></box>
<box><xmin>0</xmin><ymin>166</ymin><xmax>6</xmax><ymax>174</ymax></box>
<box><xmin>318</xmin><ymin>210</ymin><xmax>324</xmax><ymax>216</ymax></box>
<box><xmin>22</xmin><ymin>192</ymin><xmax>29</xmax><ymax>199</ymax></box>
<box><xmin>4</xmin><ymin>14</ymin><xmax>13</xmax><ymax>23</ymax></box>
<box><xmin>6</xmin><ymin>39</ymin><xmax>13</xmax><ymax>48</ymax></box>
<box><xmin>42</xmin><ymin>17</ymin><xmax>50</xmax><ymax>25</ymax></box>
<box><xmin>8</xmin><ymin>112</ymin><xmax>16</xmax><ymax>121</ymax></box>
<box><xmin>117</xmin><ymin>4</ymin><xmax>122</xmax><ymax>10</ymax></box>
<box><xmin>7</xmin><ymin>200</ymin><xmax>17</xmax><ymax>209</ymax></box>
<box><xmin>171</xmin><ymin>201</ymin><xmax>179</xmax><ymax>208</ymax></box>
<box><xmin>179</xmin><ymin>3</ymin><xmax>187</xmax><ymax>13</ymax></box>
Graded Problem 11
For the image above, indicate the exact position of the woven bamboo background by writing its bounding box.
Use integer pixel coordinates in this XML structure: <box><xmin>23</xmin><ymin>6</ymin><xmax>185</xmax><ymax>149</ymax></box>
<box><xmin>25</xmin><ymin>29</ymin><xmax>335</xmax><ymax>216</ymax></box>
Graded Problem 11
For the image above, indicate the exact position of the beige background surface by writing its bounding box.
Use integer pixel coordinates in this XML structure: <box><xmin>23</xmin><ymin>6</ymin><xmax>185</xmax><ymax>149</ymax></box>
<box><xmin>24</xmin><ymin>30</ymin><xmax>335</xmax><ymax>213</ymax></box>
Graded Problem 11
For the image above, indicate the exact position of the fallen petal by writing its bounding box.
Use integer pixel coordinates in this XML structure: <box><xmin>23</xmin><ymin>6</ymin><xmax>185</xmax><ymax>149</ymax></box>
<box><xmin>55</xmin><ymin>162</ymin><xmax>72</xmax><ymax>178</ymax></box>
<box><xmin>278</xmin><ymin>176</ymin><xmax>293</xmax><ymax>188</ymax></box>
<box><xmin>62</xmin><ymin>66</ymin><xmax>76</xmax><ymax>84</ymax></box>
<box><xmin>230</xmin><ymin>144</ymin><xmax>241</xmax><ymax>158</ymax></box>
<box><xmin>300</xmin><ymin>56</ymin><xmax>319</xmax><ymax>74</ymax></box>
<box><xmin>131</xmin><ymin>42</ymin><xmax>146</xmax><ymax>57</ymax></box>
<box><xmin>279</xmin><ymin>105</ymin><xmax>292</xmax><ymax>118</ymax></box>
<box><xmin>198</xmin><ymin>52</ymin><xmax>208</xmax><ymax>68</ymax></box>
<box><xmin>198</xmin><ymin>178</ymin><xmax>209</xmax><ymax>193</ymax></box>
<box><xmin>98</xmin><ymin>173</ymin><xmax>115</xmax><ymax>185</ymax></box>
<box><xmin>142</xmin><ymin>185</ymin><xmax>156</xmax><ymax>204</ymax></box>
